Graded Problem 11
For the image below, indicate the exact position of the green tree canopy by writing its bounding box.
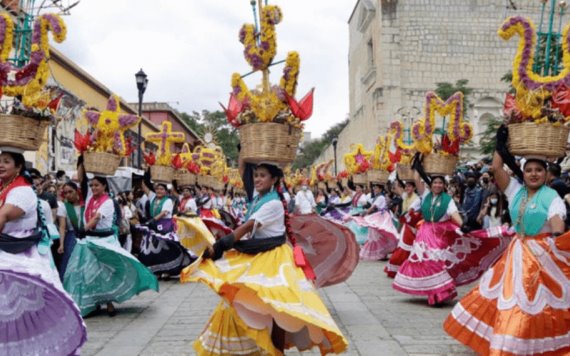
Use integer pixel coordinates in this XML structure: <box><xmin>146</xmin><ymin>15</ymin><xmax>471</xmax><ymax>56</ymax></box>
<box><xmin>180</xmin><ymin>110</ymin><xmax>239</xmax><ymax>166</ymax></box>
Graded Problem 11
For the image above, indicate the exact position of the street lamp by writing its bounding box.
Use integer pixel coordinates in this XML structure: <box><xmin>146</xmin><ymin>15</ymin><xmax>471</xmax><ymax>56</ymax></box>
<box><xmin>135</xmin><ymin>68</ymin><xmax>148</xmax><ymax>169</ymax></box>
<box><xmin>332</xmin><ymin>137</ymin><xmax>338</xmax><ymax>176</ymax></box>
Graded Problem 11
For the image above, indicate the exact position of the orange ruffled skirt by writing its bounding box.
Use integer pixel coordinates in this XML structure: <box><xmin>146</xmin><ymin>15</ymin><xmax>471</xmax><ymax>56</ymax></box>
<box><xmin>181</xmin><ymin>244</ymin><xmax>348</xmax><ymax>355</ymax></box>
<box><xmin>444</xmin><ymin>232</ymin><xmax>570</xmax><ymax>355</ymax></box>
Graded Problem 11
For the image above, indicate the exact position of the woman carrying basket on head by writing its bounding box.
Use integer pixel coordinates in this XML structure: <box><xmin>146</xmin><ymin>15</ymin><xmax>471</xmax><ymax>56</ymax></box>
<box><xmin>0</xmin><ymin>151</ymin><xmax>86</xmax><ymax>355</ymax></box>
<box><xmin>444</xmin><ymin>125</ymin><xmax>570</xmax><ymax>355</ymax></box>
<box><xmin>181</xmin><ymin>159</ymin><xmax>348</xmax><ymax>355</ymax></box>
<box><xmin>393</xmin><ymin>156</ymin><xmax>510</xmax><ymax>305</ymax></box>
<box><xmin>63</xmin><ymin>159</ymin><xmax>158</xmax><ymax>317</ymax></box>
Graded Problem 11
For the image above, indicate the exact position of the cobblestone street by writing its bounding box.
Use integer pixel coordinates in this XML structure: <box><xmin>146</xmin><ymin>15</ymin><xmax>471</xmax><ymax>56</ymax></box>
<box><xmin>83</xmin><ymin>261</ymin><xmax>475</xmax><ymax>355</ymax></box>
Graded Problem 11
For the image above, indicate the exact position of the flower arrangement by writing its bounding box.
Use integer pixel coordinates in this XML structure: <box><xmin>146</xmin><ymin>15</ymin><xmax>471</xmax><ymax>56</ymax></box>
<box><xmin>145</xmin><ymin>121</ymin><xmax>185</xmax><ymax>166</ymax></box>
<box><xmin>309</xmin><ymin>160</ymin><xmax>334</xmax><ymax>186</ymax></box>
<box><xmin>343</xmin><ymin>144</ymin><xmax>372</xmax><ymax>175</ymax></box>
<box><xmin>0</xmin><ymin>13</ymin><xmax>66</xmax><ymax>108</ymax></box>
<box><xmin>221</xmin><ymin>3</ymin><xmax>313</xmax><ymax>131</ymax></box>
<box><xmin>370</xmin><ymin>134</ymin><xmax>395</xmax><ymax>172</ymax></box>
<box><xmin>79</xmin><ymin>95</ymin><xmax>140</xmax><ymax>156</ymax></box>
<box><xmin>499</xmin><ymin>16</ymin><xmax>570</xmax><ymax>123</ymax></box>
<box><xmin>412</xmin><ymin>91</ymin><xmax>473</xmax><ymax>156</ymax></box>
<box><xmin>389</xmin><ymin>121</ymin><xmax>416</xmax><ymax>164</ymax></box>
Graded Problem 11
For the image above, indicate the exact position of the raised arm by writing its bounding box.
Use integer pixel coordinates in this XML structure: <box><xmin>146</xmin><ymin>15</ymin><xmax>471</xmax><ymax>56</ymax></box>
<box><xmin>491</xmin><ymin>151</ymin><xmax>511</xmax><ymax>193</ymax></box>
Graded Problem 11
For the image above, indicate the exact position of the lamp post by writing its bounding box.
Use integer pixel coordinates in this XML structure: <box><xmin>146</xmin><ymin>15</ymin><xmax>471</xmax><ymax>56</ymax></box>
<box><xmin>135</xmin><ymin>69</ymin><xmax>148</xmax><ymax>169</ymax></box>
<box><xmin>332</xmin><ymin>137</ymin><xmax>338</xmax><ymax>176</ymax></box>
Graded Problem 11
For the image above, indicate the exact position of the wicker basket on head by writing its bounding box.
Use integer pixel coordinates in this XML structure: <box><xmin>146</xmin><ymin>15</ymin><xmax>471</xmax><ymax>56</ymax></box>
<box><xmin>397</xmin><ymin>164</ymin><xmax>415</xmax><ymax>181</ymax></box>
<box><xmin>423</xmin><ymin>153</ymin><xmax>457</xmax><ymax>176</ymax></box>
<box><xmin>367</xmin><ymin>169</ymin><xmax>390</xmax><ymax>184</ymax></box>
<box><xmin>0</xmin><ymin>114</ymin><xmax>50</xmax><ymax>151</ymax></box>
<box><xmin>151</xmin><ymin>165</ymin><xmax>174</xmax><ymax>183</ymax></box>
<box><xmin>340</xmin><ymin>177</ymin><xmax>349</xmax><ymax>187</ymax></box>
<box><xmin>317</xmin><ymin>181</ymin><xmax>327</xmax><ymax>190</ymax></box>
<box><xmin>197</xmin><ymin>175</ymin><xmax>214</xmax><ymax>188</ymax></box>
<box><xmin>239</xmin><ymin>122</ymin><xmax>301</xmax><ymax>166</ymax></box>
<box><xmin>352</xmin><ymin>173</ymin><xmax>368</xmax><ymax>185</ymax></box>
<box><xmin>508</xmin><ymin>122</ymin><xmax>570</xmax><ymax>159</ymax></box>
<box><xmin>83</xmin><ymin>151</ymin><xmax>121</xmax><ymax>176</ymax></box>
<box><xmin>174</xmin><ymin>170</ymin><xmax>196</xmax><ymax>186</ymax></box>
<box><xmin>212</xmin><ymin>179</ymin><xmax>225</xmax><ymax>191</ymax></box>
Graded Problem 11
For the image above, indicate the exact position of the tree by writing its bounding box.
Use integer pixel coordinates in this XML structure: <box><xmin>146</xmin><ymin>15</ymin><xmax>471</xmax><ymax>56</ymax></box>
<box><xmin>478</xmin><ymin>116</ymin><xmax>503</xmax><ymax>155</ymax></box>
<box><xmin>179</xmin><ymin>110</ymin><xmax>240</xmax><ymax>166</ymax></box>
<box><xmin>435</xmin><ymin>79</ymin><xmax>473</xmax><ymax>114</ymax></box>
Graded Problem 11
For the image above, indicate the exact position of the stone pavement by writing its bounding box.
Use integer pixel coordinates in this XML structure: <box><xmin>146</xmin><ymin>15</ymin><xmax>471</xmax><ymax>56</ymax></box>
<box><xmin>82</xmin><ymin>261</ymin><xmax>475</xmax><ymax>355</ymax></box>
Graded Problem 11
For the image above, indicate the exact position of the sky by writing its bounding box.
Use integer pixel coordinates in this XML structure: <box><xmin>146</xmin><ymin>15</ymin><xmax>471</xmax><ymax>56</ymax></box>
<box><xmin>54</xmin><ymin>0</ymin><xmax>356</xmax><ymax>138</ymax></box>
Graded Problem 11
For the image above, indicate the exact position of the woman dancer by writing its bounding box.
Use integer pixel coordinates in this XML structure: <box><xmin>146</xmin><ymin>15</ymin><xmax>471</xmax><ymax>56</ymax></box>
<box><xmin>444</xmin><ymin>127</ymin><xmax>570</xmax><ymax>355</ymax></box>
<box><xmin>178</xmin><ymin>186</ymin><xmax>198</xmax><ymax>214</ymax></box>
<box><xmin>357</xmin><ymin>183</ymin><xmax>399</xmax><ymax>261</ymax></box>
<box><xmin>344</xmin><ymin>183</ymin><xmax>369</xmax><ymax>245</ymax></box>
<box><xmin>56</xmin><ymin>181</ymin><xmax>82</xmax><ymax>280</ymax></box>
<box><xmin>393</xmin><ymin>164</ymin><xmax>508</xmax><ymax>305</ymax></box>
<box><xmin>0</xmin><ymin>151</ymin><xmax>86</xmax><ymax>354</ymax></box>
<box><xmin>138</xmin><ymin>182</ymin><xmax>192</xmax><ymax>279</ymax></box>
<box><xmin>64</xmin><ymin>161</ymin><xmax>158</xmax><ymax>316</ymax></box>
<box><xmin>182</xmin><ymin>162</ymin><xmax>348</xmax><ymax>355</ymax></box>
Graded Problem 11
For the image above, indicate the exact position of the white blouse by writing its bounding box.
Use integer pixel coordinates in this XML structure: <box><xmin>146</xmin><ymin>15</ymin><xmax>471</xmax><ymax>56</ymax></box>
<box><xmin>4</xmin><ymin>186</ymin><xmax>37</xmax><ymax>236</ymax></box>
<box><xmin>248</xmin><ymin>200</ymin><xmax>286</xmax><ymax>239</ymax></box>
<box><xmin>84</xmin><ymin>192</ymin><xmax>115</xmax><ymax>230</ymax></box>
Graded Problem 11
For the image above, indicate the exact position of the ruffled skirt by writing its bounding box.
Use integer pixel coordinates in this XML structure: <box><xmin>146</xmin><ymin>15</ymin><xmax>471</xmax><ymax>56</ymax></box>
<box><xmin>0</xmin><ymin>246</ymin><xmax>86</xmax><ymax>355</ymax></box>
<box><xmin>64</xmin><ymin>235</ymin><xmax>159</xmax><ymax>316</ymax></box>
<box><xmin>393</xmin><ymin>222</ymin><xmax>511</xmax><ymax>305</ymax></box>
<box><xmin>385</xmin><ymin>223</ymin><xmax>416</xmax><ymax>278</ymax></box>
<box><xmin>181</xmin><ymin>244</ymin><xmax>348</xmax><ymax>355</ymax></box>
<box><xmin>444</xmin><ymin>232</ymin><xmax>570</xmax><ymax>355</ymax></box>
<box><xmin>351</xmin><ymin>211</ymin><xmax>399</xmax><ymax>261</ymax></box>
<box><xmin>138</xmin><ymin>225</ymin><xmax>194</xmax><ymax>275</ymax></box>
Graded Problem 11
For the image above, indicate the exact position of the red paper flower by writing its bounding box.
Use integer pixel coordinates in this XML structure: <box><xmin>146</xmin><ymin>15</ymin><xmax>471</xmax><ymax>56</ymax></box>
<box><xmin>219</xmin><ymin>93</ymin><xmax>244</xmax><ymax>128</ymax></box>
<box><xmin>143</xmin><ymin>151</ymin><xmax>156</xmax><ymax>166</ymax></box>
<box><xmin>186</xmin><ymin>161</ymin><xmax>201</xmax><ymax>174</ymax></box>
<box><xmin>223</xmin><ymin>175</ymin><xmax>229</xmax><ymax>183</ymax></box>
<box><xmin>552</xmin><ymin>84</ymin><xmax>570</xmax><ymax>117</ymax></box>
<box><xmin>442</xmin><ymin>134</ymin><xmax>460</xmax><ymax>156</ymax></box>
<box><xmin>337</xmin><ymin>170</ymin><xmax>348</xmax><ymax>179</ymax></box>
<box><xmin>171</xmin><ymin>153</ymin><xmax>184</xmax><ymax>169</ymax></box>
<box><xmin>124</xmin><ymin>137</ymin><xmax>136</xmax><ymax>157</ymax></box>
<box><xmin>285</xmin><ymin>88</ymin><xmax>315</xmax><ymax>121</ymax></box>
<box><xmin>502</xmin><ymin>93</ymin><xmax>521</xmax><ymax>119</ymax></box>
<box><xmin>47</xmin><ymin>93</ymin><xmax>64</xmax><ymax>112</ymax></box>
<box><xmin>74</xmin><ymin>129</ymin><xmax>91</xmax><ymax>153</ymax></box>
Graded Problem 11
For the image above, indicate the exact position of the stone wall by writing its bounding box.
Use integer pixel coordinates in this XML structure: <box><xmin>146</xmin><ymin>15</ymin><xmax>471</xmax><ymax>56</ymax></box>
<box><xmin>317</xmin><ymin>0</ymin><xmax>551</xmax><ymax>169</ymax></box>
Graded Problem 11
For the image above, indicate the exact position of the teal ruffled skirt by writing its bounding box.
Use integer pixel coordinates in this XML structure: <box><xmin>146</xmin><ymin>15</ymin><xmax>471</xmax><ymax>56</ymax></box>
<box><xmin>345</xmin><ymin>207</ymin><xmax>368</xmax><ymax>245</ymax></box>
<box><xmin>63</xmin><ymin>235</ymin><xmax>159</xmax><ymax>316</ymax></box>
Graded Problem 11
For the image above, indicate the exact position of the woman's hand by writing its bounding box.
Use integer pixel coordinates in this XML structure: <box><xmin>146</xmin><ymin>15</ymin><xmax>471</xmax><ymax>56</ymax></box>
<box><xmin>57</xmin><ymin>242</ymin><xmax>64</xmax><ymax>254</ymax></box>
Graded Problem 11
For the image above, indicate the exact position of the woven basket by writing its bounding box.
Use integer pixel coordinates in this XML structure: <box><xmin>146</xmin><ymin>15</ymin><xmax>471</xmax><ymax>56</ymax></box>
<box><xmin>174</xmin><ymin>170</ymin><xmax>196</xmax><ymax>186</ymax></box>
<box><xmin>84</xmin><ymin>151</ymin><xmax>120</xmax><ymax>176</ymax></box>
<box><xmin>340</xmin><ymin>178</ymin><xmax>349</xmax><ymax>187</ymax></box>
<box><xmin>0</xmin><ymin>114</ymin><xmax>49</xmax><ymax>151</ymax></box>
<box><xmin>367</xmin><ymin>169</ymin><xmax>390</xmax><ymax>184</ymax></box>
<box><xmin>423</xmin><ymin>154</ymin><xmax>458</xmax><ymax>176</ymax></box>
<box><xmin>397</xmin><ymin>164</ymin><xmax>415</xmax><ymax>181</ymax></box>
<box><xmin>508</xmin><ymin>122</ymin><xmax>570</xmax><ymax>159</ymax></box>
<box><xmin>212</xmin><ymin>179</ymin><xmax>225</xmax><ymax>191</ymax></box>
<box><xmin>197</xmin><ymin>175</ymin><xmax>215</xmax><ymax>188</ymax></box>
<box><xmin>317</xmin><ymin>182</ymin><xmax>327</xmax><ymax>190</ymax></box>
<box><xmin>151</xmin><ymin>165</ymin><xmax>174</xmax><ymax>183</ymax></box>
<box><xmin>352</xmin><ymin>173</ymin><xmax>368</xmax><ymax>185</ymax></box>
<box><xmin>239</xmin><ymin>123</ymin><xmax>302</xmax><ymax>166</ymax></box>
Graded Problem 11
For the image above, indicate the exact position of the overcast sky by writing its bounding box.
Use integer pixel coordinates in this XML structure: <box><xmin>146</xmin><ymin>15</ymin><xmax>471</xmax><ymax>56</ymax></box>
<box><xmin>55</xmin><ymin>0</ymin><xmax>355</xmax><ymax>138</ymax></box>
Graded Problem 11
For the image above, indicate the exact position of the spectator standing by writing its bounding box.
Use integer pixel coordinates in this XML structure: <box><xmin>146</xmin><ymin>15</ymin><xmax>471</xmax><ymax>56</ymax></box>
<box><xmin>461</xmin><ymin>171</ymin><xmax>483</xmax><ymax>230</ymax></box>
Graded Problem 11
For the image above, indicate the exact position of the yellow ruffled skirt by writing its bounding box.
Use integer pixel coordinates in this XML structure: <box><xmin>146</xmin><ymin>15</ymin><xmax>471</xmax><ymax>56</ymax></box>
<box><xmin>181</xmin><ymin>244</ymin><xmax>348</xmax><ymax>355</ymax></box>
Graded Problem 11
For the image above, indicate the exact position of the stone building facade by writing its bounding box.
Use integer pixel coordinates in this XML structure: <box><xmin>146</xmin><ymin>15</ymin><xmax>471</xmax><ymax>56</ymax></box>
<box><xmin>317</xmin><ymin>0</ymin><xmax>549</xmax><ymax>169</ymax></box>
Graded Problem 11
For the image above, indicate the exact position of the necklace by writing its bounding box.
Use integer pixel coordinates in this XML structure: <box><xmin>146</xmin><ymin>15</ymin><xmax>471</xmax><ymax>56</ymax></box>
<box><xmin>0</xmin><ymin>175</ymin><xmax>18</xmax><ymax>207</ymax></box>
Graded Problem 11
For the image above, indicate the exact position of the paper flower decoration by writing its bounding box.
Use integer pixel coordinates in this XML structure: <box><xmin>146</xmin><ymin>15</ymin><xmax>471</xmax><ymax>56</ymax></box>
<box><xmin>145</xmin><ymin>121</ymin><xmax>185</xmax><ymax>166</ymax></box>
<box><xmin>343</xmin><ymin>144</ymin><xmax>373</xmax><ymax>175</ymax></box>
<box><xmin>412</xmin><ymin>92</ymin><xmax>473</xmax><ymax>155</ymax></box>
<box><xmin>370</xmin><ymin>134</ymin><xmax>395</xmax><ymax>171</ymax></box>
<box><xmin>0</xmin><ymin>13</ymin><xmax>67</xmax><ymax>106</ymax></box>
<box><xmin>74</xmin><ymin>129</ymin><xmax>91</xmax><ymax>154</ymax></box>
<box><xmin>499</xmin><ymin>16</ymin><xmax>570</xmax><ymax>120</ymax></box>
<box><xmin>286</xmin><ymin>88</ymin><xmax>315</xmax><ymax>121</ymax></box>
<box><xmin>239</xmin><ymin>5</ymin><xmax>281</xmax><ymax>71</ymax></box>
<box><xmin>84</xmin><ymin>95</ymin><xmax>140</xmax><ymax>155</ymax></box>
<box><xmin>192</xmin><ymin>145</ymin><xmax>223</xmax><ymax>174</ymax></box>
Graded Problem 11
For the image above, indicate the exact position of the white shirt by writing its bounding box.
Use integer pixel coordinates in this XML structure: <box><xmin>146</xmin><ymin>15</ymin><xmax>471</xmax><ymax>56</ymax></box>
<box><xmin>504</xmin><ymin>178</ymin><xmax>566</xmax><ymax>233</ymax></box>
<box><xmin>151</xmin><ymin>197</ymin><xmax>174</xmax><ymax>219</ymax></box>
<box><xmin>4</xmin><ymin>186</ymin><xmax>37</xmax><ymax>236</ymax></box>
<box><xmin>248</xmin><ymin>200</ymin><xmax>285</xmax><ymax>239</ymax></box>
<box><xmin>420</xmin><ymin>190</ymin><xmax>458</xmax><ymax>222</ymax></box>
<box><xmin>372</xmin><ymin>195</ymin><xmax>387</xmax><ymax>210</ymax></box>
<box><xmin>84</xmin><ymin>192</ymin><xmax>115</xmax><ymax>229</ymax></box>
<box><xmin>295</xmin><ymin>190</ymin><xmax>316</xmax><ymax>214</ymax></box>
<box><xmin>57</xmin><ymin>202</ymin><xmax>82</xmax><ymax>231</ymax></box>
<box><xmin>181</xmin><ymin>197</ymin><xmax>198</xmax><ymax>213</ymax></box>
